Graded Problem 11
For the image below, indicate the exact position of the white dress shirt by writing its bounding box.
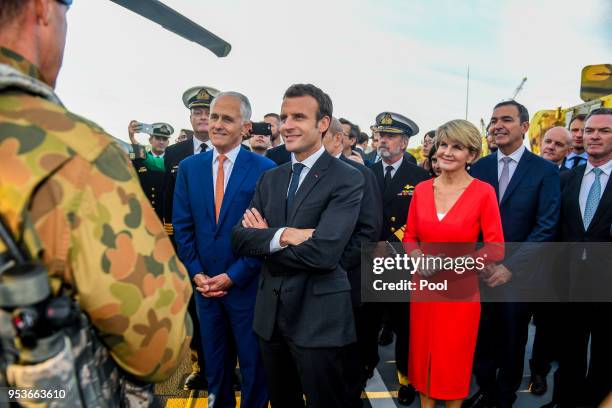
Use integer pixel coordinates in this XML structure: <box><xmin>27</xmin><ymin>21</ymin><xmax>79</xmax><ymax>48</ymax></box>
<box><xmin>193</xmin><ymin>137</ymin><xmax>213</xmax><ymax>154</ymax></box>
<box><xmin>381</xmin><ymin>155</ymin><xmax>404</xmax><ymax>179</ymax></box>
<box><xmin>270</xmin><ymin>145</ymin><xmax>326</xmax><ymax>252</ymax></box>
<box><xmin>497</xmin><ymin>144</ymin><xmax>525</xmax><ymax>181</ymax></box>
<box><xmin>212</xmin><ymin>144</ymin><xmax>241</xmax><ymax>200</ymax></box>
<box><xmin>579</xmin><ymin>159</ymin><xmax>612</xmax><ymax>219</ymax></box>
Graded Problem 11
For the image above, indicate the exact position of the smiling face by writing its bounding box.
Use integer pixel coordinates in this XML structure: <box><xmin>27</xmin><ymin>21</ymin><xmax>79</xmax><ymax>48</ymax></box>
<box><xmin>436</xmin><ymin>139</ymin><xmax>476</xmax><ymax>173</ymax></box>
<box><xmin>209</xmin><ymin>95</ymin><xmax>251</xmax><ymax>154</ymax></box>
<box><xmin>490</xmin><ymin>104</ymin><xmax>529</xmax><ymax>154</ymax></box>
<box><xmin>279</xmin><ymin>95</ymin><xmax>328</xmax><ymax>161</ymax></box>
<box><xmin>584</xmin><ymin>114</ymin><xmax>612</xmax><ymax>162</ymax></box>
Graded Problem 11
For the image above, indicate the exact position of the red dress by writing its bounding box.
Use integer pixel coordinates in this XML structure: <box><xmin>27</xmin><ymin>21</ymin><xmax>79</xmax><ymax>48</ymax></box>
<box><xmin>402</xmin><ymin>178</ymin><xmax>504</xmax><ymax>399</ymax></box>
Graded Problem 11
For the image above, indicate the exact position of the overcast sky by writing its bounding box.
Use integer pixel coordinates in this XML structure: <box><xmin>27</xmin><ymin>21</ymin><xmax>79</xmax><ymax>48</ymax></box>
<box><xmin>56</xmin><ymin>0</ymin><xmax>611</xmax><ymax>147</ymax></box>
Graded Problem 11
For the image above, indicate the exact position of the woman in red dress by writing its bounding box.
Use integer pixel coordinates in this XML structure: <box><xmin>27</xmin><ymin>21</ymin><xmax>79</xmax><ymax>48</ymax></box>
<box><xmin>402</xmin><ymin>119</ymin><xmax>504</xmax><ymax>407</ymax></box>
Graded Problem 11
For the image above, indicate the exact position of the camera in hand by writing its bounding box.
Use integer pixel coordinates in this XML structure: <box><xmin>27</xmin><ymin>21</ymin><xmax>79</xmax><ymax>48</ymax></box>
<box><xmin>250</xmin><ymin>122</ymin><xmax>272</xmax><ymax>137</ymax></box>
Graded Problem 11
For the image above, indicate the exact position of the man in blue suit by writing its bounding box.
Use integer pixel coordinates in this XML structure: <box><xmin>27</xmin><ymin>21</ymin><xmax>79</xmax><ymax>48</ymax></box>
<box><xmin>465</xmin><ymin>100</ymin><xmax>560</xmax><ymax>408</ymax></box>
<box><xmin>173</xmin><ymin>91</ymin><xmax>274</xmax><ymax>407</ymax></box>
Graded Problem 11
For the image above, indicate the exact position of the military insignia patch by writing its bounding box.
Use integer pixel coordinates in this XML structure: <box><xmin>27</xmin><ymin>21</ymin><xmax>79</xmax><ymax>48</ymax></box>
<box><xmin>397</xmin><ymin>184</ymin><xmax>415</xmax><ymax>197</ymax></box>
<box><xmin>197</xmin><ymin>89</ymin><xmax>210</xmax><ymax>101</ymax></box>
<box><xmin>381</xmin><ymin>113</ymin><xmax>393</xmax><ymax>126</ymax></box>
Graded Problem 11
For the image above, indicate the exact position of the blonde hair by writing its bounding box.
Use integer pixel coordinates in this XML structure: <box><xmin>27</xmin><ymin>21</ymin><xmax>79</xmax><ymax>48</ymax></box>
<box><xmin>435</xmin><ymin>119</ymin><xmax>482</xmax><ymax>159</ymax></box>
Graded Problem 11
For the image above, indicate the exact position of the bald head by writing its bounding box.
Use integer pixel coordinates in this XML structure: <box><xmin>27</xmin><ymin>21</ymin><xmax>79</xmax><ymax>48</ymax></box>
<box><xmin>540</xmin><ymin>126</ymin><xmax>572</xmax><ymax>165</ymax></box>
<box><xmin>322</xmin><ymin>117</ymin><xmax>344</xmax><ymax>156</ymax></box>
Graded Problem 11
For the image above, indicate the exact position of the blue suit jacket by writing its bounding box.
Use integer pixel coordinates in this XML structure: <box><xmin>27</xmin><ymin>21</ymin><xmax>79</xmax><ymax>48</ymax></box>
<box><xmin>173</xmin><ymin>147</ymin><xmax>276</xmax><ymax>303</ymax></box>
<box><xmin>471</xmin><ymin>149</ymin><xmax>560</xmax><ymax>280</ymax></box>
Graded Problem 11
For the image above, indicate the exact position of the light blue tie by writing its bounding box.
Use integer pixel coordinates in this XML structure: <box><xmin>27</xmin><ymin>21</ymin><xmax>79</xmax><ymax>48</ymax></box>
<box><xmin>583</xmin><ymin>167</ymin><xmax>603</xmax><ymax>229</ymax></box>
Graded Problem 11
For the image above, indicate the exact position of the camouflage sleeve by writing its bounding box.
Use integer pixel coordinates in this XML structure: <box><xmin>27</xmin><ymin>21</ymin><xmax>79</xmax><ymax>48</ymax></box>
<box><xmin>69</xmin><ymin>142</ymin><xmax>192</xmax><ymax>383</ymax></box>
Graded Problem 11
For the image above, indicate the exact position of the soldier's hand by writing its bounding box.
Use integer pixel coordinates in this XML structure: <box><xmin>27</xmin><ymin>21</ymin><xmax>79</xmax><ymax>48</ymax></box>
<box><xmin>128</xmin><ymin>120</ymin><xmax>141</xmax><ymax>144</ymax></box>
<box><xmin>242</xmin><ymin>208</ymin><xmax>268</xmax><ymax>229</ymax></box>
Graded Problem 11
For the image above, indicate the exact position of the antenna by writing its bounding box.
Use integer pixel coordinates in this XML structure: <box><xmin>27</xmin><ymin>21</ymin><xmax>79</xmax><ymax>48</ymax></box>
<box><xmin>512</xmin><ymin>77</ymin><xmax>527</xmax><ymax>99</ymax></box>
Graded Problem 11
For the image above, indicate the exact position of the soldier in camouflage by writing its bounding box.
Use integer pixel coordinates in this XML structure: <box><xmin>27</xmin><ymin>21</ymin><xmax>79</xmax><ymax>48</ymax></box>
<box><xmin>0</xmin><ymin>0</ymin><xmax>192</xmax><ymax>405</ymax></box>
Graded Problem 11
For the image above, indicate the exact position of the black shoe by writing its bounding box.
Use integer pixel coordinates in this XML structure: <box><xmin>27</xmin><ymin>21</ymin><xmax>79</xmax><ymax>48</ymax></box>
<box><xmin>397</xmin><ymin>384</ymin><xmax>416</xmax><ymax>406</ymax></box>
<box><xmin>378</xmin><ymin>326</ymin><xmax>394</xmax><ymax>346</ymax></box>
<box><xmin>529</xmin><ymin>373</ymin><xmax>548</xmax><ymax>396</ymax></box>
<box><xmin>183</xmin><ymin>372</ymin><xmax>207</xmax><ymax>390</ymax></box>
<box><xmin>463</xmin><ymin>390</ymin><xmax>494</xmax><ymax>408</ymax></box>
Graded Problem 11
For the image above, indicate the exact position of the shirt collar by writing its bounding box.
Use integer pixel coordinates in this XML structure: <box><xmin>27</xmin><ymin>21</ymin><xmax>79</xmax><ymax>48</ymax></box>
<box><xmin>213</xmin><ymin>143</ymin><xmax>241</xmax><ymax>164</ymax></box>
<box><xmin>0</xmin><ymin>47</ymin><xmax>45</xmax><ymax>83</ymax></box>
<box><xmin>497</xmin><ymin>144</ymin><xmax>526</xmax><ymax>163</ymax></box>
<box><xmin>382</xmin><ymin>155</ymin><xmax>404</xmax><ymax>171</ymax></box>
<box><xmin>584</xmin><ymin>158</ymin><xmax>612</xmax><ymax>177</ymax></box>
<box><xmin>291</xmin><ymin>145</ymin><xmax>326</xmax><ymax>170</ymax></box>
<box><xmin>567</xmin><ymin>151</ymin><xmax>588</xmax><ymax>159</ymax></box>
<box><xmin>333</xmin><ymin>152</ymin><xmax>343</xmax><ymax>159</ymax></box>
<box><xmin>150</xmin><ymin>151</ymin><xmax>164</xmax><ymax>158</ymax></box>
<box><xmin>193</xmin><ymin>137</ymin><xmax>212</xmax><ymax>153</ymax></box>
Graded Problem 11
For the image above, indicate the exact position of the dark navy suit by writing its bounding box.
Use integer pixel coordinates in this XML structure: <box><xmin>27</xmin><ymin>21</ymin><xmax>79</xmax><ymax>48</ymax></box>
<box><xmin>173</xmin><ymin>147</ymin><xmax>275</xmax><ymax>407</ymax></box>
<box><xmin>470</xmin><ymin>148</ymin><xmax>560</xmax><ymax>406</ymax></box>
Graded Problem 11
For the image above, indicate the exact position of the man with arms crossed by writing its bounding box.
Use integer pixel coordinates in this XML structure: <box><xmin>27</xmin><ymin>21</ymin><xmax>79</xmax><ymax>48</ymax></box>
<box><xmin>232</xmin><ymin>84</ymin><xmax>364</xmax><ymax>407</ymax></box>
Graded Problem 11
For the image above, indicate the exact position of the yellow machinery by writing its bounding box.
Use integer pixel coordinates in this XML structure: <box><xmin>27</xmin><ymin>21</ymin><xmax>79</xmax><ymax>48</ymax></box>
<box><xmin>529</xmin><ymin>64</ymin><xmax>612</xmax><ymax>154</ymax></box>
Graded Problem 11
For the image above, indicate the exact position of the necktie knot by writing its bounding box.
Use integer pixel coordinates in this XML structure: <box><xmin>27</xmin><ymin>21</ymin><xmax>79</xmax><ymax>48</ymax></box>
<box><xmin>218</xmin><ymin>154</ymin><xmax>227</xmax><ymax>164</ymax></box>
<box><xmin>501</xmin><ymin>156</ymin><xmax>512</xmax><ymax>164</ymax></box>
<box><xmin>199</xmin><ymin>143</ymin><xmax>208</xmax><ymax>153</ymax></box>
<box><xmin>592</xmin><ymin>167</ymin><xmax>603</xmax><ymax>177</ymax></box>
<box><xmin>385</xmin><ymin>165</ymin><xmax>394</xmax><ymax>173</ymax></box>
<box><xmin>293</xmin><ymin>163</ymin><xmax>305</xmax><ymax>174</ymax></box>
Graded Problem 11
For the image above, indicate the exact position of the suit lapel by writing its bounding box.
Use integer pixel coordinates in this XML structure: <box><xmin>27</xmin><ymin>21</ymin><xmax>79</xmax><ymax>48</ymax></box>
<box><xmin>287</xmin><ymin>152</ymin><xmax>330</xmax><ymax>224</ymax></box>
<box><xmin>268</xmin><ymin>163</ymin><xmax>292</xmax><ymax>226</ymax></box>
<box><xmin>216</xmin><ymin>149</ymin><xmax>251</xmax><ymax>229</ymax></box>
<box><xmin>566</xmin><ymin>167</ymin><xmax>586</xmax><ymax>233</ymax></box>
<box><xmin>500</xmin><ymin>150</ymin><xmax>533</xmax><ymax>207</ymax></box>
<box><xmin>382</xmin><ymin>159</ymin><xmax>411</xmax><ymax>205</ymax></box>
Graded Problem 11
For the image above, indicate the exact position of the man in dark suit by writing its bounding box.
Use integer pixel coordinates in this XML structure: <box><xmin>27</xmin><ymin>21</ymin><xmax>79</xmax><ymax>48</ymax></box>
<box><xmin>174</xmin><ymin>92</ymin><xmax>274</xmax><ymax>407</ymax></box>
<box><xmin>322</xmin><ymin>116</ymin><xmax>383</xmax><ymax>403</ymax></box>
<box><xmin>368</xmin><ymin>111</ymin><xmax>430</xmax><ymax>405</ymax></box>
<box><xmin>161</xmin><ymin>85</ymin><xmax>220</xmax><ymax>390</ymax></box>
<box><xmin>526</xmin><ymin>125</ymin><xmax>574</xmax><ymax>396</ymax></box>
<box><xmin>232</xmin><ymin>84</ymin><xmax>364</xmax><ymax>407</ymax></box>
<box><xmin>546</xmin><ymin>108</ymin><xmax>612</xmax><ymax>407</ymax></box>
<box><xmin>564</xmin><ymin>114</ymin><xmax>588</xmax><ymax>169</ymax></box>
<box><xmin>466</xmin><ymin>100</ymin><xmax>560</xmax><ymax>408</ymax></box>
<box><xmin>265</xmin><ymin>142</ymin><xmax>291</xmax><ymax>165</ymax></box>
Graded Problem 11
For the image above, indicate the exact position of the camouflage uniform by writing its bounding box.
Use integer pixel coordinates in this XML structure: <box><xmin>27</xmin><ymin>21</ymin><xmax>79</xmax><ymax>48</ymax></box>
<box><xmin>0</xmin><ymin>47</ymin><xmax>193</xmax><ymax>386</ymax></box>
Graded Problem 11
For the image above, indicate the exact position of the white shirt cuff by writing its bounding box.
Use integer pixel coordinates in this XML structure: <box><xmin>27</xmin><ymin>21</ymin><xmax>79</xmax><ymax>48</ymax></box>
<box><xmin>269</xmin><ymin>228</ymin><xmax>288</xmax><ymax>253</ymax></box>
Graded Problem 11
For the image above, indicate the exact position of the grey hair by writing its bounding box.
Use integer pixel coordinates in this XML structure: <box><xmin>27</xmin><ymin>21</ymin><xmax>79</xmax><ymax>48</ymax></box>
<box><xmin>328</xmin><ymin>117</ymin><xmax>343</xmax><ymax>135</ymax></box>
<box><xmin>210</xmin><ymin>91</ymin><xmax>252</xmax><ymax>123</ymax></box>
